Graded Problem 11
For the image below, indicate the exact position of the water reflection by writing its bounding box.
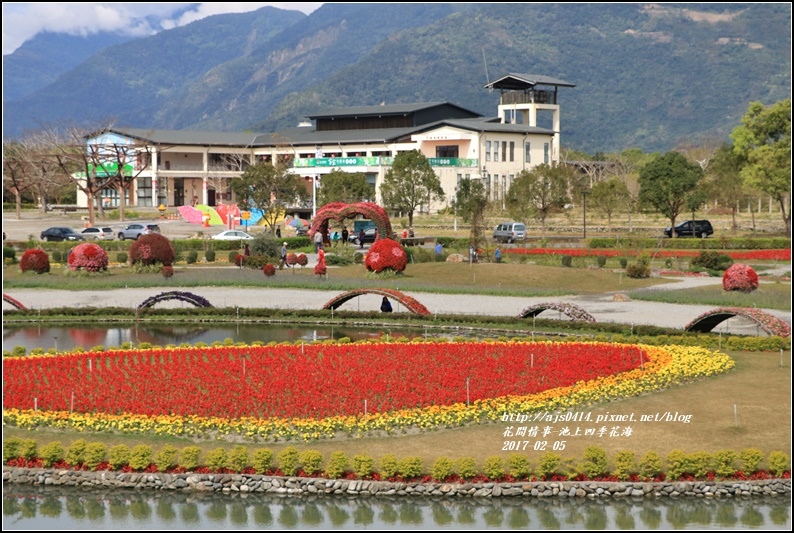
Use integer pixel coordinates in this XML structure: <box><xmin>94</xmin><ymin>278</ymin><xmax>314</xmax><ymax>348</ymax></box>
<box><xmin>3</xmin><ymin>485</ymin><xmax>790</xmax><ymax>530</ymax></box>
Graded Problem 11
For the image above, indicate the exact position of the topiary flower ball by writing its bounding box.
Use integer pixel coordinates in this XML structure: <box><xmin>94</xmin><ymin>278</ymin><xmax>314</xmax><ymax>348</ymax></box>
<box><xmin>722</xmin><ymin>263</ymin><xmax>759</xmax><ymax>293</ymax></box>
<box><xmin>20</xmin><ymin>248</ymin><xmax>50</xmax><ymax>274</ymax></box>
<box><xmin>365</xmin><ymin>238</ymin><xmax>408</xmax><ymax>273</ymax></box>
<box><xmin>68</xmin><ymin>242</ymin><xmax>109</xmax><ymax>272</ymax></box>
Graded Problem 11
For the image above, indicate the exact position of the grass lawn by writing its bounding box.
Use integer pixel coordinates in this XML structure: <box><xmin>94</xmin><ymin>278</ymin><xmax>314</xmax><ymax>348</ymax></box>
<box><xmin>629</xmin><ymin>281</ymin><xmax>792</xmax><ymax>311</ymax></box>
<box><xmin>4</xmin><ymin>350</ymin><xmax>790</xmax><ymax>470</ymax></box>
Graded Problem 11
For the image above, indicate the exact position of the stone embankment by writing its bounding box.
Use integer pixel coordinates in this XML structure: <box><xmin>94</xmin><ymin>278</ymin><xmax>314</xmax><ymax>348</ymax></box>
<box><xmin>3</xmin><ymin>468</ymin><xmax>790</xmax><ymax>499</ymax></box>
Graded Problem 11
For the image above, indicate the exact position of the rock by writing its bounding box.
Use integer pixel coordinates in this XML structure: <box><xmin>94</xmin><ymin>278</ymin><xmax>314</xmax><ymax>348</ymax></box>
<box><xmin>613</xmin><ymin>293</ymin><xmax>631</xmax><ymax>302</ymax></box>
<box><xmin>446</xmin><ymin>254</ymin><xmax>466</xmax><ymax>262</ymax></box>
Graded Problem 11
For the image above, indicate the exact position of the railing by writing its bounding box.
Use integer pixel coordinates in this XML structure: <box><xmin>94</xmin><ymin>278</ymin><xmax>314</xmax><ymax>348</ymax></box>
<box><xmin>500</xmin><ymin>90</ymin><xmax>557</xmax><ymax>105</ymax></box>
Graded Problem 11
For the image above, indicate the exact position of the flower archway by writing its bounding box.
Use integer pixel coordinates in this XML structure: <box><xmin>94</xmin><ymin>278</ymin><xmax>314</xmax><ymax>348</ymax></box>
<box><xmin>309</xmin><ymin>202</ymin><xmax>394</xmax><ymax>244</ymax></box>
<box><xmin>138</xmin><ymin>291</ymin><xmax>213</xmax><ymax>310</ymax></box>
<box><xmin>517</xmin><ymin>302</ymin><xmax>597</xmax><ymax>322</ymax></box>
<box><xmin>323</xmin><ymin>288</ymin><xmax>431</xmax><ymax>315</ymax></box>
<box><xmin>3</xmin><ymin>294</ymin><xmax>27</xmax><ymax>310</ymax></box>
<box><xmin>685</xmin><ymin>307</ymin><xmax>791</xmax><ymax>338</ymax></box>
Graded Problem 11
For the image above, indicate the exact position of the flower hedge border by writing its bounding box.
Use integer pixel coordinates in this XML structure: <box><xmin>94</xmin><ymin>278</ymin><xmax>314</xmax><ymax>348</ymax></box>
<box><xmin>323</xmin><ymin>288</ymin><xmax>431</xmax><ymax>315</ymax></box>
<box><xmin>2</xmin><ymin>342</ymin><xmax>734</xmax><ymax>442</ymax></box>
<box><xmin>685</xmin><ymin>307</ymin><xmax>791</xmax><ymax>338</ymax></box>
<box><xmin>518</xmin><ymin>302</ymin><xmax>596</xmax><ymax>323</ymax></box>
<box><xmin>137</xmin><ymin>291</ymin><xmax>213</xmax><ymax>310</ymax></box>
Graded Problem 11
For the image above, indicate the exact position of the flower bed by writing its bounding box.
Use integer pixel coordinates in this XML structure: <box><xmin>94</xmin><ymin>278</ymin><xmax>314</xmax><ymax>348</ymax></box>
<box><xmin>506</xmin><ymin>248</ymin><xmax>791</xmax><ymax>261</ymax></box>
<box><xmin>2</xmin><ymin>342</ymin><xmax>734</xmax><ymax>441</ymax></box>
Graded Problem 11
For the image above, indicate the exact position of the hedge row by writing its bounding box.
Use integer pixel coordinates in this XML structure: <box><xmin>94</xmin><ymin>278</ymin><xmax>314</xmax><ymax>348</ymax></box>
<box><xmin>3</xmin><ymin>437</ymin><xmax>789</xmax><ymax>482</ymax></box>
<box><xmin>6</xmin><ymin>236</ymin><xmax>311</xmax><ymax>254</ymax></box>
<box><xmin>588</xmin><ymin>237</ymin><xmax>790</xmax><ymax>250</ymax></box>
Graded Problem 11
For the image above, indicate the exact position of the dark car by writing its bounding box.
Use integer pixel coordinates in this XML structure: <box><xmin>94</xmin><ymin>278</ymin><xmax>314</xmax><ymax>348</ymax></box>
<box><xmin>664</xmin><ymin>219</ymin><xmax>714</xmax><ymax>238</ymax></box>
<box><xmin>348</xmin><ymin>227</ymin><xmax>377</xmax><ymax>245</ymax></box>
<box><xmin>40</xmin><ymin>227</ymin><xmax>85</xmax><ymax>242</ymax></box>
<box><xmin>118</xmin><ymin>223</ymin><xmax>161</xmax><ymax>240</ymax></box>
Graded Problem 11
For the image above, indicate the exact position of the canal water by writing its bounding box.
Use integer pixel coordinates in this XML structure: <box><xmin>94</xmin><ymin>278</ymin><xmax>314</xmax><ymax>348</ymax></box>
<box><xmin>3</xmin><ymin>484</ymin><xmax>790</xmax><ymax>530</ymax></box>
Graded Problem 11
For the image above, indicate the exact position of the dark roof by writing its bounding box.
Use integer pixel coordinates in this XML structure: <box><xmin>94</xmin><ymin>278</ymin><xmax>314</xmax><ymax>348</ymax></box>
<box><xmin>110</xmin><ymin>127</ymin><xmax>264</xmax><ymax>147</ymax></box>
<box><xmin>486</xmin><ymin>73</ymin><xmax>576</xmax><ymax>90</ymax></box>
<box><xmin>306</xmin><ymin>101</ymin><xmax>481</xmax><ymax>120</ymax></box>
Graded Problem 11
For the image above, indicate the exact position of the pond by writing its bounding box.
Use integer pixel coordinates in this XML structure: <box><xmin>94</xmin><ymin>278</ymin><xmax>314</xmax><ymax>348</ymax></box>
<box><xmin>3</xmin><ymin>485</ymin><xmax>790</xmax><ymax>530</ymax></box>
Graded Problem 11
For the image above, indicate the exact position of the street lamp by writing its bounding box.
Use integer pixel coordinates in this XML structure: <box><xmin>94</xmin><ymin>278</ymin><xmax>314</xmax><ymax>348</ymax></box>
<box><xmin>582</xmin><ymin>189</ymin><xmax>590</xmax><ymax>240</ymax></box>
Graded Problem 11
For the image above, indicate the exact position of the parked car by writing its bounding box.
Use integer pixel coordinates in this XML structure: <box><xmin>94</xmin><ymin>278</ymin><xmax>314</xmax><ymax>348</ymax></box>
<box><xmin>40</xmin><ymin>227</ymin><xmax>85</xmax><ymax>242</ymax></box>
<box><xmin>664</xmin><ymin>220</ymin><xmax>714</xmax><ymax>238</ymax></box>
<box><xmin>81</xmin><ymin>227</ymin><xmax>114</xmax><ymax>240</ymax></box>
<box><xmin>117</xmin><ymin>223</ymin><xmax>160</xmax><ymax>240</ymax></box>
<box><xmin>348</xmin><ymin>227</ymin><xmax>377</xmax><ymax>245</ymax></box>
<box><xmin>492</xmin><ymin>222</ymin><xmax>527</xmax><ymax>243</ymax></box>
<box><xmin>212</xmin><ymin>230</ymin><xmax>254</xmax><ymax>241</ymax></box>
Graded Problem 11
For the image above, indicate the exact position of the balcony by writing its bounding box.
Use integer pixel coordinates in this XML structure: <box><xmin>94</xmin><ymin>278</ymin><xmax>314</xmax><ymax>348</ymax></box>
<box><xmin>500</xmin><ymin>90</ymin><xmax>557</xmax><ymax>106</ymax></box>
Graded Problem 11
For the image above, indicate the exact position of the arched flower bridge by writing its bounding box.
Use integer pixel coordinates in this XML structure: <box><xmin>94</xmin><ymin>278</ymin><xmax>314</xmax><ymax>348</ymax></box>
<box><xmin>138</xmin><ymin>291</ymin><xmax>213</xmax><ymax>309</ymax></box>
<box><xmin>323</xmin><ymin>289</ymin><xmax>431</xmax><ymax>315</ymax></box>
<box><xmin>685</xmin><ymin>307</ymin><xmax>791</xmax><ymax>338</ymax></box>
<box><xmin>517</xmin><ymin>302</ymin><xmax>597</xmax><ymax>322</ymax></box>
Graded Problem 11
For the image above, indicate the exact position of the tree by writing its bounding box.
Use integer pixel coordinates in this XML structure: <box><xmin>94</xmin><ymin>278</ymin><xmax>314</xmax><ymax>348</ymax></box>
<box><xmin>317</xmin><ymin>169</ymin><xmax>373</xmax><ymax>206</ymax></box>
<box><xmin>704</xmin><ymin>143</ymin><xmax>747</xmax><ymax>234</ymax></box>
<box><xmin>379</xmin><ymin>150</ymin><xmax>444</xmax><ymax>227</ymax></box>
<box><xmin>730</xmin><ymin>99</ymin><xmax>791</xmax><ymax>236</ymax></box>
<box><xmin>589</xmin><ymin>177</ymin><xmax>631</xmax><ymax>226</ymax></box>
<box><xmin>3</xmin><ymin>140</ymin><xmax>37</xmax><ymax>219</ymax></box>
<box><xmin>452</xmin><ymin>178</ymin><xmax>488</xmax><ymax>247</ymax></box>
<box><xmin>638</xmin><ymin>152</ymin><xmax>704</xmax><ymax>237</ymax></box>
<box><xmin>229</xmin><ymin>161</ymin><xmax>306</xmax><ymax>233</ymax></box>
<box><xmin>505</xmin><ymin>164</ymin><xmax>573</xmax><ymax>236</ymax></box>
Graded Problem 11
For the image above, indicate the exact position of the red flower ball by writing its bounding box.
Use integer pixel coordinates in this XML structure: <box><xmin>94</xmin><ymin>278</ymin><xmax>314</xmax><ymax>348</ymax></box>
<box><xmin>161</xmin><ymin>265</ymin><xmax>174</xmax><ymax>278</ymax></box>
<box><xmin>69</xmin><ymin>243</ymin><xmax>109</xmax><ymax>272</ymax></box>
<box><xmin>129</xmin><ymin>233</ymin><xmax>175</xmax><ymax>267</ymax></box>
<box><xmin>723</xmin><ymin>264</ymin><xmax>759</xmax><ymax>293</ymax></box>
<box><xmin>365</xmin><ymin>238</ymin><xmax>408</xmax><ymax>273</ymax></box>
<box><xmin>234</xmin><ymin>254</ymin><xmax>246</xmax><ymax>267</ymax></box>
<box><xmin>286</xmin><ymin>253</ymin><xmax>298</xmax><ymax>266</ymax></box>
<box><xmin>263</xmin><ymin>264</ymin><xmax>276</xmax><ymax>277</ymax></box>
<box><xmin>20</xmin><ymin>249</ymin><xmax>50</xmax><ymax>274</ymax></box>
<box><xmin>297</xmin><ymin>253</ymin><xmax>308</xmax><ymax>266</ymax></box>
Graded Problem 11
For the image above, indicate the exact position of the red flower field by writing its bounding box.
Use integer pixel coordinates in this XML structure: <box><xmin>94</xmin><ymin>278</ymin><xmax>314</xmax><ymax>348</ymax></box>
<box><xmin>3</xmin><ymin>342</ymin><xmax>643</xmax><ymax>420</ymax></box>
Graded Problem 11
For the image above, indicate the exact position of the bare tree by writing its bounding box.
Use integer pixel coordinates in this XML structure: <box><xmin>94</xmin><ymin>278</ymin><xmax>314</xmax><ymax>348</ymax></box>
<box><xmin>3</xmin><ymin>139</ymin><xmax>36</xmax><ymax>219</ymax></box>
<box><xmin>98</xmin><ymin>139</ymin><xmax>155</xmax><ymax>221</ymax></box>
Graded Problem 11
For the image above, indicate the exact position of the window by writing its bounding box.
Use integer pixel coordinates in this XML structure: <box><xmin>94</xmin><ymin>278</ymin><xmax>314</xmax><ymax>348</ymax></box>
<box><xmin>485</xmin><ymin>141</ymin><xmax>491</xmax><ymax>162</ymax></box>
<box><xmin>436</xmin><ymin>145</ymin><xmax>459</xmax><ymax>158</ymax></box>
<box><xmin>544</xmin><ymin>143</ymin><xmax>550</xmax><ymax>164</ymax></box>
<box><xmin>137</xmin><ymin>177</ymin><xmax>153</xmax><ymax>207</ymax></box>
<box><xmin>525</xmin><ymin>142</ymin><xmax>531</xmax><ymax>163</ymax></box>
<box><xmin>502</xmin><ymin>141</ymin><xmax>507</xmax><ymax>162</ymax></box>
<box><xmin>493</xmin><ymin>142</ymin><xmax>499</xmax><ymax>162</ymax></box>
<box><xmin>509</xmin><ymin>142</ymin><xmax>515</xmax><ymax>162</ymax></box>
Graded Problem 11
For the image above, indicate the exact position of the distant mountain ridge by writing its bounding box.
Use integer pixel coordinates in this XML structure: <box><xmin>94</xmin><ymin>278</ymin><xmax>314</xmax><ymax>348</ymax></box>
<box><xmin>2</xmin><ymin>3</ymin><xmax>790</xmax><ymax>153</ymax></box>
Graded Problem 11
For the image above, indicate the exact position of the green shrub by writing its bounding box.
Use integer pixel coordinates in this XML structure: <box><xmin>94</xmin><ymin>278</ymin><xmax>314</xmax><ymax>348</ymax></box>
<box><xmin>325</xmin><ymin>451</ymin><xmax>349</xmax><ymax>479</ymax></box>
<box><xmin>65</xmin><ymin>439</ymin><xmax>88</xmax><ymax>467</ymax></box>
<box><xmin>205</xmin><ymin>448</ymin><xmax>228</xmax><ymax>472</ymax></box>
<box><xmin>430</xmin><ymin>456</ymin><xmax>455</xmax><ymax>482</ymax></box>
<box><xmin>154</xmin><ymin>445</ymin><xmax>180</xmax><ymax>472</ymax></box>
<box><xmin>688</xmin><ymin>451</ymin><xmax>713</xmax><ymax>478</ymax></box>
<box><xmin>205</xmin><ymin>250</ymin><xmax>216</xmax><ymax>262</ymax></box>
<box><xmin>665</xmin><ymin>449</ymin><xmax>688</xmax><ymax>480</ymax></box>
<box><xmin>128</xmin><ymin>445</ymin><xmax>153</xmax><ymax>471</ymax></box>
<box><xmin>612</xmin><ymin>450</ymin><xmax>636</xmax><ymax>481</ymax></box>
<box><xmin>116</xmin><ymin>252</ymin><xmax>128</xmax><ymax>263</ymax></box>
<box><xmin>40</xmin><ymin>441</ymin><xmax>65</xmax><ymax>467</ymax></box>
<box><xmin>227</xmin><ymin>445</ymin><xmax>249</xmax><ymax>473</ymax></box>
<box><xmin>482</xmin><ymin>455</ymin><xmax>505</xmax><ymax>480</ymax></box>
<box><xmin>180</xmin><ymin>446</ymin><xmax>202</xmax><ymax>471</ymax></box>
<box><xmin>619</xmin><ymin>257</ymin><xmax>628</xmax><ymax>268</ymax></box>
<box><xmin>299</xmin><ymin>450</ymin><xmax>324</xmax><ymax>475</ymax></box>
<box><xmin>277</xmin><ymin>446</ymin><xmax>300</xmax><ymax>476</ymax></box>
<box><xmin>251</xmin><ymin>448</ymin><xmax>274</xmax><ymax>475</ymax></box>
<box><xmin>455</xmin><ymin>457</ymin><xmax>478</xmax><ymax>480</ymax></box>
<box><xmin>379</xmin><ymin>454</ymin><xmax>399</xmax><ymax>479</ymax></box>
<box><xmin>228</xmin><ymin>250</ymin><xmax>240</xmax><ymax>264</ymax></box>
<box><xmin>596</xmin><ymin>255</ymin><xmax>607</xmax><ymax>268</ymax></box>
<box><xmin>507</xmin><ymin>454</ymin><xmax>532</xmax><ymax>480</ymax></box>
<box><xmin>186</xmin><ymin>250</ymin><xmax>198</xmax><ymax>264</ymax></box>
<box><xmin>108</xmin><ymin>445</ymin><xmax>131</xmax><ymax>470</ymax></box>
<box><xmin>767</xmin><ymin>451</ymin><xmax>790</xmax><ymax>477</ymax></box>
<box><xmin>84</xmin><ymin>442</ymin><xmax>107</xmax><ymax>470</ymax></box>
<box><xmin>52</xmin><ymin>250</ymin><xmax>63</xmax><ymax>263</ymax></box>
<box><xmin>739</xmin><ymin>448</ymin><xmax>765</xmax><ymax>473</ymax></box>
<box><xmin>712</xmin><ymin>450</ymin><xmax>737</xmax><ymax>478</ymax></box>
<box><xmin>536</xmin><ymin>452</ymin><xmax>562</xmax><ymax>480</ymax></box>
<box><xmin>3</xmin><ymin>437</ymin><xmax>23</xmax><ymax>462</ymax></box>
<box><xmin>581</xmin><ymin>446</ymin><xmax>609</xmax><ymax>478</ymax></box>
<box><xmin>690</xmin><ymin>251</ymin><xmax>733</xmax><ymax>272</ymax></box>
<box><xmin>397</xmin><ymin>456</ymin><xmax>423</xmax><ymax>479</ymax></box>
<box><xmin>626</xmin><ymin>261</ymin><xmax>650</xmax><ymax>278</ymax></box>
<box><xmin>352</xmin><ymin>454</ymin><xmax>375</xmax><ymax>479</ymax></box>
<box><xmin>3</xmin><ymin>246</ymin><xmax>16</xmax><ymax>264</ymax></box>
<box><xmin>561</xmin><ymin>255</ymin><xmax>573</xmax><ymax>268</ymax></box>
<box><xmin>638</xmin><ymin>451</ymin><xmax>663</xmax><ymax>479</ymax></box>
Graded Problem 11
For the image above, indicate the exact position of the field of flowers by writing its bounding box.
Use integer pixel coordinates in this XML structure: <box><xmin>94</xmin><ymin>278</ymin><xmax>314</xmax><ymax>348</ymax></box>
<box><xmin>2</xmin><ymin>341</ymin><xmax>735</xmax><ymax>441</ymax></box>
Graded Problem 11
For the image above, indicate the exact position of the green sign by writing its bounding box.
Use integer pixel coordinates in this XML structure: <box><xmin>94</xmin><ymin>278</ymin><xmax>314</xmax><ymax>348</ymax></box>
<box><xmin>87</xmin><ymin>162</ymin><xmax>134</xmax><ymax>177</ymax></box>
<box><xmin>293</xmin><ymin>156</ymin><xmax>478</xmax><ymax>168</ymax></box>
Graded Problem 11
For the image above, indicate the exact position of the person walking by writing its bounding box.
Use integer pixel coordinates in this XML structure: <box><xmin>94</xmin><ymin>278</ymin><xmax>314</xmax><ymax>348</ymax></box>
<box><xmin>280</xmin><ymin>242</ymin><xmax>288</xmax><ymax>269</ymax></box>
<box><xmin>275</xmin><ymin>225</ymin><xmax>281</xmax><ymax>238</ymax></box>
<box><xmin>495</xmin><ymin>246</ymin><xmax>502</xmax><ymax>263</ymax></box>
<box><xmin>314</xmin><ymin>230</ymin><xmax>324</xmax><ymax>253</ymax></box>
<box><xmin>341</xmin><ymin>226</ymin><xmax>349</xmax><ymax>246</ymax></box>
<box><xmin>358</xmin><ymin>229</ymin><xmax>365</xmax><ymax>249</ymax></box>
<box><xmin>244</xmin><ymin>243</ymin><xmax>250</xmax><ymax>257</ymax></box>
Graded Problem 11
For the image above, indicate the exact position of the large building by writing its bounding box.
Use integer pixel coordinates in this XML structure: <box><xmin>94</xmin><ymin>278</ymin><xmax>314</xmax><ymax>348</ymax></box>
<box><xmin>79</xmin><ymin>73</ymin><xmax>574</xmax><ymax>215</ymax></box>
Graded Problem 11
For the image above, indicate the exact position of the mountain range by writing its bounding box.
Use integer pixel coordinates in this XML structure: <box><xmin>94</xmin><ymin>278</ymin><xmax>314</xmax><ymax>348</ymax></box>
<box><xmin>3</xmin><ymin>2</ymin><xmax>790</xmax><ymax>153</ymax></box>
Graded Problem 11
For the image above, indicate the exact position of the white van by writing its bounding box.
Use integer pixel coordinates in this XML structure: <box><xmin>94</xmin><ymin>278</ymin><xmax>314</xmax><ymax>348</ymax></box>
<box><xmin>492</xmin><ymin>222</ymin><xmax>527</xmax><ymax>243</ymax></box>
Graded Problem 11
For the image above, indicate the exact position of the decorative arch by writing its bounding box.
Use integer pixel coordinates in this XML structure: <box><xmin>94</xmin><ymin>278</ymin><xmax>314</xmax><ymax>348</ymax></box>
<box><xmin>518</xmin><ymin>302</ymin><xmax>597</xmax><ymax>323</ymax></box>
<box><xmin>3</xmin><ymin>294</ymin><xmax>27</xmax><ymax>310</ymax></box>
<box><xmin>138</xmin><ymin>291</ymin><xmax>213</xmax><ymax>310</ymax></box>
<box><xmin>685</xmin><ymin>307</ymin><xmax>791</xmax><ymax>338</ymax></box>
<box><xmin>323</xmin><ymin>288</ymin><xmax>431</xmax><ymax>315</ymax></box>
<box><xmin>309</xmin><ymin>202</ymin><xmax>394</xmax><ymax>244</ymax></box>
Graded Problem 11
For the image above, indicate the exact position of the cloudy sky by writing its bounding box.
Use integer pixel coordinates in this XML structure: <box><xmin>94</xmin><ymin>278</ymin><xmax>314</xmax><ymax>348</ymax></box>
<box><xmin>2</xmin><ymin>2</ymin><xmax>324</xmax><ymax>55</ymax></box>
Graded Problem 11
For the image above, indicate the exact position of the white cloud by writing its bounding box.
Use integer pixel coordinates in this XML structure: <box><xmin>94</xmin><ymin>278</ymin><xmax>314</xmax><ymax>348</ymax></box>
<box><xmin>2</xmin><ymin>2</ymin><xmax>323</xmax><ymax>55</ymax></box>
